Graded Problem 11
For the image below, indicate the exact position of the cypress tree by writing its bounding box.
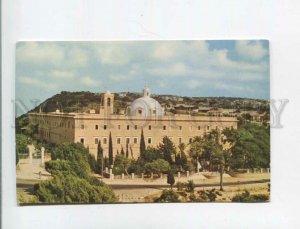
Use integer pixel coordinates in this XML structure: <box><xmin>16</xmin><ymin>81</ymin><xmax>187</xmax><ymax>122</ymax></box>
<box><xmin>140</xmin><ymin>129</ymin><xmax>146</xmax><ymax>159</ymax></box>
<box><xmin>97</xmin><ymin>140</ymin><xmax>103</xmax><ymax>175</ymax></box>
<box><xmin>120</xmin><ymin>147</ymin><xmax>125</xmax><ymax>155</ymax></box>
<box><xmin>126</xmin><ymin>143</ymin><xmax>129</xmax><ymax>158</ymax></box>
<box><xmin>108</xmin><ymin>132</ymin><xmax>113</xmax><ymax>167</ymax></box>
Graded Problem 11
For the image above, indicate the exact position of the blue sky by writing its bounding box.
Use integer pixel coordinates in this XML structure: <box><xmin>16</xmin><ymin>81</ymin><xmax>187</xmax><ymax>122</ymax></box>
<box><xmin>16</xmin><ymin>40</ymin><xmax>269</xmax><ymax>114</ymax></box>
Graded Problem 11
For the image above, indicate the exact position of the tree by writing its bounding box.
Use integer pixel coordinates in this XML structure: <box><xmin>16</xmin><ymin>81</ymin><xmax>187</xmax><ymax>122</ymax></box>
<box><xmin>167</xmin><ymin>172</ymin><xmax>175</xmax><ymax>189</ymax></box>
<box><xmin>113</xmin><ymin>154</ymin><xmax>131</xmax><ymax>175</ymax></box>
<box><xmin>179</xmin><ymin>143</ymin><xmax>189</xmax><ymax>171</ymax></box>
<box><xmin>97</xmin><ymin>141</ymin><xmax>104</xmax><ymax>175</ymax></box>
<box><xmin>108</xmin><ymin>132</ymin><xmax>113</xmax><ymax>167</ymax></box>
<box><xmin>145</xmin><ymin>159</ymin><xmax>170</xmax><ymax>175</ymax></box>
<box><xmin>16</xmin><ymin>134</ymin><xmax>31</xmax><ymax>161</ymax></box>
<box><xmin>223</xmin><ymin>124</ymin><xmax>270</xmax><ymax>170</ymax></box>
<box><xmin>159</xmin><ymin>136</ymin><xmax>176</xmax><ymax>164</ymax></box>
<box><xmin>140</xmin><ymin>129</ymin><xmax>146</xmax><ymax>159</ymax></box>
<box><xmin>120</xmin><ymin>147</ymin><xmax>125</xmax><ymax>155</ymax></box>
<box><xmin>126</xmin><ymin>143</ymin><xmax>129</xmax><ymax>158</ymax></box>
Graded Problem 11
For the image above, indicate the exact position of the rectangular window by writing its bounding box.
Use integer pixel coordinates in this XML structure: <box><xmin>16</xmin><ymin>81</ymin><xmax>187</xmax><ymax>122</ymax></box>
<box><xmin>117</xmin><ymin>138</ymin><xmax>121</xmax><ymax>144</ymax></box>
<box><xmin>178</xmin><ymin>137</ymin><xmax>182</xmax><ymax>144</ymax></box>
<box><xmin>104</xmin><ymin>125</ymin><xmax>107</xmax><ymax>130</ymax></box>
<box><xmin>127</xmin><ymin>125</ymin><xmax>130</xmax><ymax>130</ymax></box>
<box><xmin>134</xmin><ymin>137</ymin><xmax>138</xmax><ymax>144</ymax></box>
<box><xmin>148</xmin><ymin>125</ymin><xmax>151</xmax><ymax>130</ymax></box>
<box><xmin>207</xmin><ymin>125</ymin><xmax>210</xmax><ymax>130</ymax></box>
<box><xmin>118</xmin><ymin>125</ymin><xmax>121</xmax><ymax>130</ymax></box>
<box><xmin>163</xmin><ymin>125</ymin><xmax>166</xmax><ymax>130</ymax></box>
<box><xmin>189</xmin><ymin>138</ymin><xmax>193</xmax><ymax>143</ymax></box>
<box><xmin>126</xmin><ymin>138</ymin><xmax>130</xmax><ymax>144</ymax></box>
<box><xmin>81</xmin><ymin>124</ymin><xmax>84</xmax><ymax>129</ymax></box>
<box><xmin>95</xmin><ymin>138</ymin><xmax>99</xmax><ymax>144</ymax></box>
<box><xmin>80</xmin><ymin>138</ymin><xmax>84</xmax><ymax>144</ymax></box>
<box><xmin>135</xmin><ymin>125</ymin><xmax>138</xmax><ymax>130</ymax></box>
<box><xmin>103</xmin><ymin>138</ymin><xmax>107</xmax><ymax>144</ymax></box>
<box><xmin>148</xmin><ymin>138</ymin><xmax>152</xmax><ymax>144</ymax></box>
<box><xmin>198</xmin><ymin>126</ymin><xmax>201</xmax><ymax>130</ymax></box>
<box><xmin>179</xmin><ymin>126</ymin><xmax>182</xmax><ymax>130</ymax></box>
<box><xmin>95</xmin><ymin>125</ymin><xmax>98</xmax><ymax>130</ymax></box>
<box><xmin>216</xmin><ymin>126</ymin><xmax>218</xmax><ymax>130</ymax></box>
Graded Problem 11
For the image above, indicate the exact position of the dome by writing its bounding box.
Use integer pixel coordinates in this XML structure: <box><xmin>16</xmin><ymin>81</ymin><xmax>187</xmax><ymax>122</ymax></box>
<box><xmin>129</xmin><ymin>88</ymin><xmax>164</xmax><ymax>117</ymax></box>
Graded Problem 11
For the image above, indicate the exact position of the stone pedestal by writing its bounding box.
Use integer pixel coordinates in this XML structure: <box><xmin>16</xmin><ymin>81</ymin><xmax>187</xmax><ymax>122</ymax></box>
<box><xmin>186</xmin><ymin>171</ymin><xmax>190</xmax><ymax>177</ymax></box>
<box><xmin>121</xmin><ymin>173</ymin><xmax>125</xmax><ymax>179</ymax></box>
<box><xmin>105</xmin><ymin>167</ymin><xmax>108</xmax><ymax>173</ymax></box>
<box><xmin>267</xmin><ymin>168</ymin><xmax>270</xmax><ymax>173</ymax></box>
<box><xmin>160</xmin><ymin>173</ymin><xmax>163</xmax><ymax>178</ymax></box>
<box><xmin>151</xmin><ymin>173</ymin><xmax>154</xmax><ymax>179</ymax></box>
<box><xmin>131</xmin><ymin>173</ymin><xmax>135</xmax><ymax>179</ymax></box>
<box><xmin>141</xmin><ymin>173</ymin><xmax>144</xmax><ymax>179</ymax></box>
<box><xmin>260</xmin><ymin>168</ymin><xmax>263</xmax><ymax>173</ymax></box>
<box><xmin>177</xmin><ymin>172</ymin><xmax>181</xmax><ymax>178</ymax></box>
<box><xmin>247</xmin><ymin>169</ymin><xmax>250</xmax><ymax>174</ymax></box>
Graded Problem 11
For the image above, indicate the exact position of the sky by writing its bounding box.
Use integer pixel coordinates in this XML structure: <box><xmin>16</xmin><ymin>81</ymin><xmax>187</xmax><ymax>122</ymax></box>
<box><xmin>15</xmin><ymin>40</ymin><xmax>269</xmax><ymax>115</ymax></box>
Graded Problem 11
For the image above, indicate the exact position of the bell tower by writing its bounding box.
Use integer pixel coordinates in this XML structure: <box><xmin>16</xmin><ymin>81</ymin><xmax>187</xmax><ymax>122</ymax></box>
<box><xmin>102</xmin><ymin>91</ymin><xmax>114</xmax><ymax>115</ymax></box>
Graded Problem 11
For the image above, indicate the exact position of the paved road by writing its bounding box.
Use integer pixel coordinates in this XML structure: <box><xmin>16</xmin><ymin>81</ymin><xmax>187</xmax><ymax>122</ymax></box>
<box><xmin>109</xmin><ymin>179</ymin><xmax>270</xmax><ymax>189</ymax></box>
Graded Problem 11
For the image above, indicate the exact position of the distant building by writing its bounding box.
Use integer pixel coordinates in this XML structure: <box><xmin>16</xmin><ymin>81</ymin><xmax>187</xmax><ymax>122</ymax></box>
<box><xmin>29</xmin><ymin>88</ymin><xmax>238</xmax><ymax>159</ymax></box>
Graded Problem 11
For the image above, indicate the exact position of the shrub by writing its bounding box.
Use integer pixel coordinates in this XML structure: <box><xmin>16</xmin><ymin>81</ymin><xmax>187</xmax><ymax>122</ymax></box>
<box><xmin>231</xmin><ymin>190</ymin><xmax>269</xmax><ymax>202</ymax></box>
<box><xmin>186</xmin><ymin>180</ymin><xmax>195</xmax><ymax>192</ymax></box>
<box><xmin>155</xmin><ymin>190</ymin><xmax>181</xmax><ymax>203</ymax></box>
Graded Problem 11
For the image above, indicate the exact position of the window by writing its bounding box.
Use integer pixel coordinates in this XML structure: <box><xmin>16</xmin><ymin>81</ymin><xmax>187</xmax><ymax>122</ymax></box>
<box><xmin>117</xmin><ymin>138</ymin><xmax>121</xmax><ymax>144</ymax></box>
<box><xmin>138</xmin><ymin>109</ymin><xmax>142</xmax><ymax>115</ymax></box>
<box><xmin>147</xmin><ymin>138</ymin><xmax>152</xmax><ymax>144</ymax></box>
<box><xmin>127</xmin><ymin>125</ymin><xmax>130</xmax><ymax>130</ymax></box>
<box><xmin>95</xmin><ymin>125</ymin><xmax>98</xmax><ymax>130</ymax></box>
<box><xmin>107</xmin><ymin>98</ymin><xmax>111</xmax><ymax>106</ymax></box>
<box><xmin>95</xmin><ymin>138</ymin><xmax>99</xmax><ymax>144</ymax></box>
<box><xmin>103</xmin><ymin>138</ymin><xmax>107</xmax><ymax>144</ymax></box>
<box><xmin>80</xmin><ymin>138</ymin><xmax>84</xmax><ymax>144</ymax></box>
<box><xmin>104</xmin><ymin>125</ymin><xmax>107</xmax><ymax>130</ymax></box>
<box><xmin>216</xmin><ymin>126</ymin><xmax>218</xmax><ymax>130</ymax></box>
<box><xmin>135</xmin><ymin>125</ymin><xmax>137</xmax><ymax>130</ymax></box>
<box><xmin>126</xmin><ymin>138</ymin><xmax>130</xmax><ymax>144</ymax></box>
<box><xmin>189</xmin><ymin>138</ymin><xmax>193</xmax><ymax>143</ymax></box>
<box><xmin>179</xmin><ymin>126</ymin><xmax>182</xmax><ymax>130</ymax></box>
<box><xmin>81</xmin><ymin>124</ymin><xmax>84</xmax><ymax>129</ymax></box>
<box><xmin>148</xmin><ymin>125</ymin><xmax>151</xmax><ymax>130</ymax></box>
<box><xmin>163</xmin><ymin>125</ymin><xmax>166</xmax><ymax>130</ymax></box>
<box><xmin>134</xmin><ymin>137</ymin><xmax>138</xmax><ymax>144</ymax></box>
<box><xmin>118</xmin><ymin>125</ymin><xmax>121</xmax><ymax>130</ymax></box>
<box><xmin>198</xmin><ymin>126</ymin><xmax>201</xmax><ymax>130</ymax></box>
<box><xmin>207</xmin><ymin>125</ymin><xmax>210</xmax><ymax>130</ymax></box>
<box><xmin>178</xmin><ymin>137</ymin><xmax>182</xmax><ymax>144</ymax></box>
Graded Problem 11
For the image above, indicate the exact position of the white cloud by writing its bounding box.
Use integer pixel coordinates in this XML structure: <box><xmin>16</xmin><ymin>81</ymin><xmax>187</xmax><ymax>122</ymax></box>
<box><xmin>96</xmin><ymin>44</ymin><xmax>130</xmax><ymax>65</ymax></box>
<box><xmin>18</xmin><ymin>76</ymin><xmax>57</xmax><ymax>90</ymax></box>
<box><xmin>149</xmin><ymin>62</ymin><xmax>189</xmax><ymax>76</ymax></box>
<box><xmin>80</xmin><ymin>76</ymin><xmax>101</xmax><ymax>87</ymax></box>
<box><xmin>49</xmin><ymin>70</ymin><xmax>76</xmax><ymax>79</ymax></box>
<box><xmin>186</xmin><ymin>80</ymin><xmax>202</xmax><ymax>89</ymax></box>
<box><xmin>235</xmin><ymin>41</ymin><xmax>268</xmax><ymax>60</ymax></box>
<box><xmin>16</xmin><ymin>42</ymin><xmax>64</xmax><ymax>66</ymax></box>
<box><xmin>214</xmin><ymin>82</ymin><xmax>254</xmax><ymax>93</ymax></box>
<box><xmin>109</xmin><ymin>74</ymin><xmax>133</xmax><ymax>82</ymax></box>
<box><xmin>67</xmin><ymin>47</ymin><xmax>89</xmax><ymax>67</ymax></box>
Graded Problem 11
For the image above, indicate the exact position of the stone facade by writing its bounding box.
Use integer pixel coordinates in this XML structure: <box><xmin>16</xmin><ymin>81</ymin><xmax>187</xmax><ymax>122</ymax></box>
<box><xmin>29</xmin><ymin>88</ymin><xmax>238</xmax><ymax>159</ymax></box>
